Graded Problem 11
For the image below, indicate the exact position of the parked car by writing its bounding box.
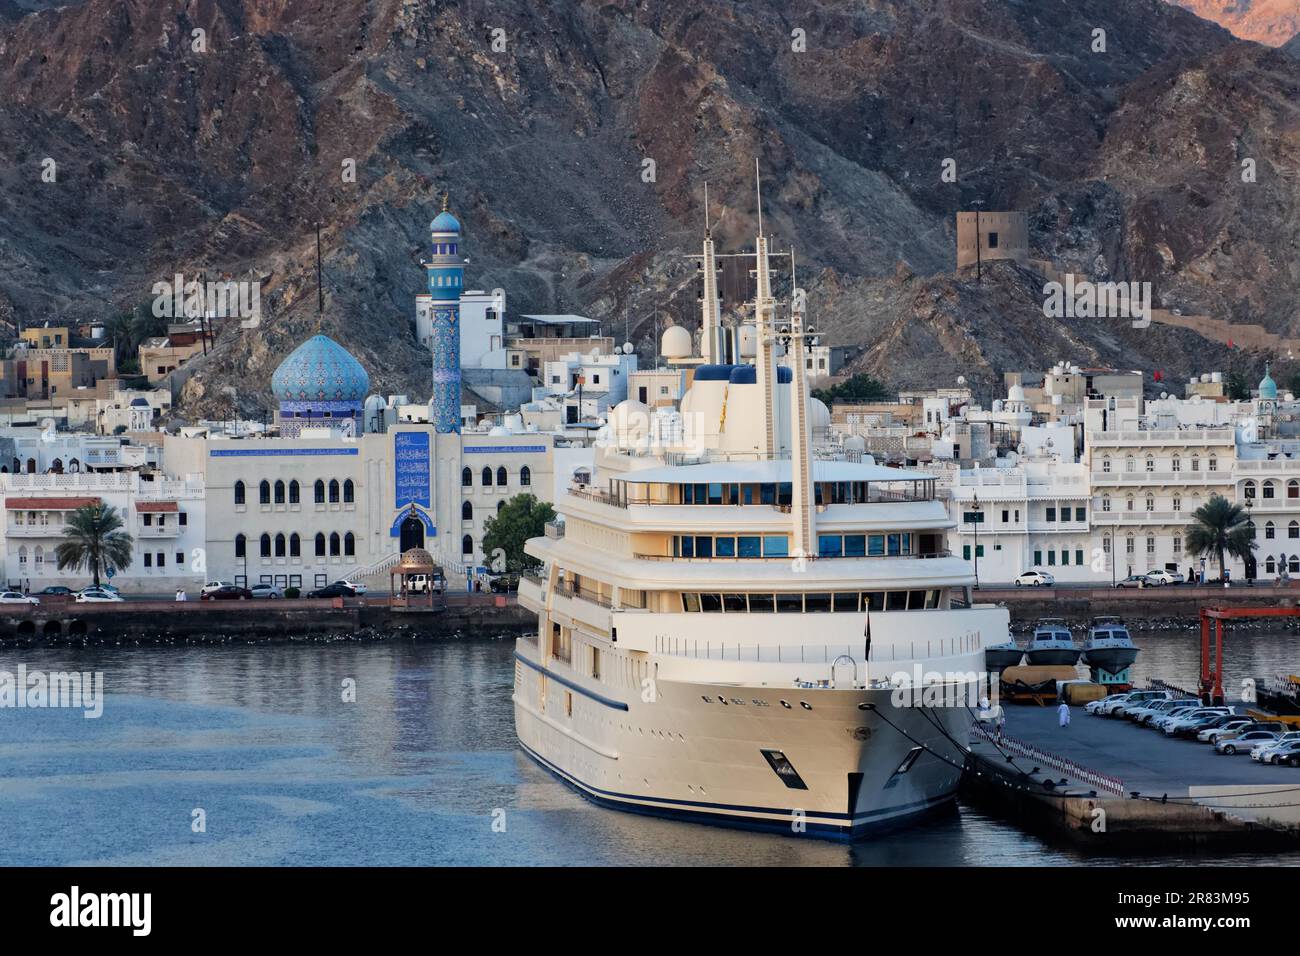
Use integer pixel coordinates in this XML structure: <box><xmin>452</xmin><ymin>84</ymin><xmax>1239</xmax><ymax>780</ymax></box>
<box><xmin>488</xmin><ymin>573</ymin><xmax>520</xmax><ymax>594</ymax></box>
<box><xmin>1164</xmin><ymin>708</ymin><xmax>1234</xmax><ymax>737</ymax></box>
<box><xmin>1013</xmin><ymin>570</ymin><xmax>1055</xmax><ymax>587</ymax></box>
<box><xmin>75</xmin><ymin>587</ymin><xmax>123</xmax><ymax>603</ymax></box>
<box><xmin>1197</xmin><ymin>716</ymin><xmax>1256</xmax><ymax>743</ymax></box>
<box><xmin>38</xmin><ymin>586</ymin><xmax>73</xmax><ymax>596</ymax></box>
<box><xmin>1114</xmin><ymin>574</ymin><xmax>1149</xmax><ymax>589</ymax></box>
<box><xmin>249</xmin><ymin>583</ymin><xmax>284</xmax><ymax>599</ymax></box>
<box><xmin>1217</xmin><ymin>730</ymin><xmax>1278</xmax><ymax>755</ymax></box>
<box><xmin>333</xmin><ymin>579</ymin><xmax>367</xmax><ymax>595</ymax></box>
<box><xmin>405</xmin><ymin>573</ymin><xmax>446</xmax><ymax>595</ymax></box>
<box><xmin>1151</xmin><ymin>706</ymin><xmax>1204</xmax><ymax>731</ymax></box>
<box><xmin>1144</xmin><ymin>569</ymin><xmax>1185</xmax><ymax>586</ymax></box>
<box><xmin>1086</xmin><ymin>693</ymin><xmax>1130</xmax><ymax>716</ymax></box>
<box><xmin>201</xmin><ymin>585</ymin><xmax>252</xmax><ymax>601</ymax></box>
<box><xmin>1253</xmin><ymin>731</ymin><xmax>1300</xmax><ymax>762</ymax></box>
<box><xmin>0</xmin><ymin>591</ymin><xmax>38</xmax><ymax>606</ymax></box>
<box><xmin>1124</xmin><ymin>696</ymin><xmax>1190</xmax><ymax>723</ymax></box>
<box><xmin>1262</xmin><ymin>739</ymin><xmax>1300</xmax><ymax>767</ymax></box>
<box><xmin>201</xmin><ymin>581</ymin><xmax>237</xmax><ymax>597</ymax></box>
<box><xmin>308</xmin><ymin>582</ymin><xmax>355</xmax><ymax>599</ymax></box>
<box><xmin>1110</xmin><ymin>691</ymin><xmax>1175</xmax><ymax>719</ymax></box>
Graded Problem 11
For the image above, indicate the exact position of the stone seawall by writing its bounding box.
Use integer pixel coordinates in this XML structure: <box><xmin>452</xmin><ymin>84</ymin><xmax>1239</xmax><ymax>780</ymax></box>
<box><xmin>979</xmin><ymin>584</ymin><xmax>1300</xmax><ymax>625</ymax></box>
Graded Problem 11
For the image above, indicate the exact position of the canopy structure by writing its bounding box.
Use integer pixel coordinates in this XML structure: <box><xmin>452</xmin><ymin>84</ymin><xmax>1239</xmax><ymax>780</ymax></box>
<box><xmin>389</xmin><ymin>547</ymin><xmax>441</xmax><ymax>609</ymax></box>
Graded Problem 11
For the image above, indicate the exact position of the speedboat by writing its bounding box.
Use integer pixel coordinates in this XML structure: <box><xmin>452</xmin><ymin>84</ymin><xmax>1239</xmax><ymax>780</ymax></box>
<box><xmin>1024</xmin><ymin>618</ymin><xmax>1081</xmax><ymax>666</ymax></box>
<box><xmin>984</xmin><ymin>634</ymin><xmax>1024</xmax><ymax>670</ymax></box>
<box><xmin>1081</xmin><ymin>616</ymin><xmax>1139</xmax><ymax>674</ymax></box>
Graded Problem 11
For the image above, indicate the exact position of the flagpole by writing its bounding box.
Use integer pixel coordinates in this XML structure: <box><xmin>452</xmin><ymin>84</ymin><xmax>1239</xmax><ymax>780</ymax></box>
<box><xmin>863</xmin><ymin>603</ymin><xmax>872</xmax><ymax>688</ymax></box>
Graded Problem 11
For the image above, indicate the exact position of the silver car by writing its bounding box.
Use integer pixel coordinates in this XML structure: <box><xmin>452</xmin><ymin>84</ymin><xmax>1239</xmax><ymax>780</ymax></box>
<box><xmin>249</xmin><ymin>583</ymin><xmax>285</xmax><ymax>599</ymax></box>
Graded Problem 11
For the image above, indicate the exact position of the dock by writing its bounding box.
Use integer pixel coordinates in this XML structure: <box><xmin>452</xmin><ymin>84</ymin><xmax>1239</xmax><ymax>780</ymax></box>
<box><xmin>963</xmin><ymin>703</ymin><xmax>1300</xmax><ymax>850</ymax></box>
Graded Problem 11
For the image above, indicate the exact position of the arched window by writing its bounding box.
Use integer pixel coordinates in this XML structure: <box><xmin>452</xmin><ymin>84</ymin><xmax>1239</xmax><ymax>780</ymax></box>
<box><xmin>1145</xmin><ymin>494</ymin><xmax>1155</xmax><ymax>512</ymax></box>
<box><xmin>1290</xmin><ymin>556</ymin><xmax>1300</xmax><ymax>575</ymax></box>
<box><xmin>329</xmin><ymin>532</ymin><xmax>341</xmax><ymax>557</ymax></box>
<box><xmin>343</xmin><ymin>479</ymin><xmax>354</xmax><ymax>504</ymax></box>
<box><xmin>34</xmin><ymin>546</ymin><xmax>43</xmax><ymax>570</ymax></box>
<box><xmin>275</xmin><ymin>533</ymin><xmax>286</xmax><ymax>558</ymax></box>
<box><xmin>289</xmin><ymin>480</ymin><xmax>300</xmax><ymax>504</ymax></box>
<box><xmin>235</xmin><ymin>534</ymin><xmax>246</xmax><ymax>558</ymax></box>
<box><xmin>1125</xmin><ymin>495</ymin><xmax>1134</xmax><ymax>512</ymax></box>
<box><xmin>274</xmin><ymin>480</ymin><xmax>286</xmax><ymax>504</ymax></box>
<box><xmin>1101</xmin><ymin>457</ymin><xmax>1111</xmax><ymax>473</ymax></box>
<box><xmin>520</xmin><ymin>466</ymin><xmax>531</xmax><ymax>486</ymax></box>
<box><xmin>329</xmin><ymin>479</ymin><xmax>340</xmax><ymax>504</ymax></box>
<box><xmin>481</xmin><ymin>467</ymin><xmax>492</xmax><ymax>487</ymax></box>
<box><xmin>462</xmin><ymin>500</ymin><xmax>473</xmax><ymax>521</ymax></box>
<box><xmin>497</xmin><ymin>500</ymin><xmax>505</xmax><ymax>513</ymax></box>
<box><xmin>1266</xmin><ymin>521</ymin><xmax>1276</xmax><ymax>540</ymax></box>
<box><xmin>1244</xmin><ymin>480</ymin><xmax>1257</xmax><ymax>499</ymax></box>
<box><xmin>25</xmin><ymin>459</ymin><xmax>35</xmax><ymax>474</ymax></box>
<box><xmin>1289</xmin><ymin>480</ymin><xmax>1299</xmax><ymax>500</ymax></box>
<box><xmin>1267</xmin><ymin>557</ymin><xmax>1277</xmax><ymax>574</ymax></box>
<box><xmin>18</xmin><ymin>546</ymin><xmax>26</xmax><ymax>566</ymax></box>
<box><xmin>462</xmin><ymin>467</ymin><xmax>472</xmax><ymax>487</ymax></box>
<box><xmin>1144</xmin><ymin>454</ymin><xmax>1154</xmax><ymax>473</ymax></box>
<box><xmin>497</xmin><ymin>466</ymin><xmax>508</xmax><ymax>486</ymax></box>
<box><xmin>259</xmin><ymin>480</ymin><xmax>271</xmax><ymax>505</ymax></box>
<box><xmin>1171</xmin><ymin>456</ymin><xmax>1181</xmax><ymax>473</ymax></box>
<box><xmin>1265</xmin><ymin>480</ymin><xmax>1277</xmax><ymax>500</ymax></box>
<box><xmin>1101</xmin><ymin>496</ymin><xmax>1111</xmax><ymax>512</ymax></box>
<box><xmin>1208</xmin><ymin>455</ymin><xmax>1218</xmax><ymax>472</ymax></box>
<box><xmin>344</xmin><ymin>533</ymin><xmax>355</xmax><ymax>557</ymax></box>
<box><xmin>1191</xmin><ymin>455</ymin><xmax>1201</xmax><ymax>472</ymax></box>
<box><xmin>462</xmin><ymin>534</ymin><xmax>473</xmax><ymax>556</ymax></box>
<box><xmin>234</xmin><ymin>480</ymin><xmax>246</xmax><ymax>505</ymax></box>
<box><xmin>260</xmin><ymin>533</ymin><xmax>272</xmax><ymax>558</ymax></box>
<box><xmin>1124</xmin><ymin>455</ymin><xmax>1135</xmax><ymax>473</ymax></box>
<box><xmin>314</xmin><ymin>480</ymin><xmax>326</xmax><ymax>504</ymax></box>
<box><xmin>315</xmin><ymin>533</ymin><xmax>326</xmax><ymax>557</ymax></box>
<box><xmin>289</xmin><ymin>533</ymin><xmax>301</xmax><ymax>558</ymax></box>
<box><xmin>1289</xmin><ymin>521</ymin><xmax>1298</xmax><ymax>540</ymax></box>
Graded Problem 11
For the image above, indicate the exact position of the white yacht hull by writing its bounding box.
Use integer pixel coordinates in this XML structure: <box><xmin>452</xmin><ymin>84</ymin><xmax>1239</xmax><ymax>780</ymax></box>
<box><xmin>512</xmin><ymin>640</ymin><xmax>973</xmax><ymax>840</ymax></box>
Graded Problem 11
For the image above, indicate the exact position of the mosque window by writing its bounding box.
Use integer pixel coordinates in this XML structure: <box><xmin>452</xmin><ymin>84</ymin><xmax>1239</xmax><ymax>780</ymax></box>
<box><xmin>520</xmin><ymin>466</ymin><xmax>531</xmax><ymax>487</ymax></box>
<box><xmin>462</xmin><ymin>467</ymin><xmax>472</xmax><ymax>487</ymax></box>
<box><xmin>234</xmin><ymin>480</ymin><xmax>246</xmax><ymax>506</ymax></box>
<box><xmin>289</xmin><ymin>480</ymin><xmax>300</xmax><ymax>505</ymax></box>
<box><xmin>329</xmin><ymin>533</ymin><xmax>341</xmax><ymax>557</ymax></box>
<box><xmin>274</xmin><ymin>480</ymin><xmax>285</xmax><ymax>505</ymax></box>
<box><xmin>343</xmin><ymin>479</ymin><xmax>355</xmax><ymax>504</ymax></box>
<box><xmin>344</xmin><ymin>533</ymin><xmax>355</xmax><ymax>557</ymax></box>
<box><xmin>462</xmin><ymin>535</ymin><xmax>473</xmax><ymax>556</ymax></box>
<box><xmin>481</xmin><ymin>467</ymin><xmax>492</xmax><ymax>487</ymax></box>
<box><xmin>235</xmin><ymin>534</ymin><xmax>246</xmax><ymax>559</ymax></box>
<box><xmin>462</xmin><ymin>501</ymin><xmax>473</xmax><ymax>521</ymax></box>
<box><xmin>315</xmin><ymin>533</ymin><xmax>326</xmax><ymax>557</ymax></box>
<box><xmin>290</xmin><ymin>534</ymin><xmax>301</xmax><ymax>558</ymax></box>
<box><xmin>314</xmin><ymin>480</ymin><xmax>325</xmax><ymax>504</ymax></box>
<box><xmin>329</xmin><ymin>479</ymin><xmax>340</xmax><ymax>504</ymax></box>
<box><xmin>1265</xmin><ymin>481</ymin><xmax>1277</xmax><ymax>499</ymax></box>
<box><xmin>260</xmin><ymin>534</ymin><xmax>271</xmax><ymax>558</ymax></box>
<box><xmin>259</xmin><ymin>480</ymin><xmax>271</xmax><ymax>505</ymax></box>
<box><xmin>275</xmin><ymin>534</ymin><xmax>286</xmax><ymax>558</ymax></box>
<box><xmin>497</xmin><ymin>466</ymin><xmax>508</xmax><ymax>486</ymax></box>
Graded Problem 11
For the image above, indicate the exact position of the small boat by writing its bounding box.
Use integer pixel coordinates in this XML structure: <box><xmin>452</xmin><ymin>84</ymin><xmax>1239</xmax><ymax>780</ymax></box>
<box><xmin>1024</xmin><ymin>618</ymin><xmax>1081</xmax><ymax>666</ymax></box>
<box><xmin>1081</xmin><ymin>616</ymin><xmax>1139</xmax><ymax>674</ymax></box>
<box><xmin>984</xmin><ymin>634</ymin><xmax>1024</xmax><ymax>670</ymax></box>
<box><xmin>1256</xmin><ymin>675</ymin><xmax>1300</xmax><ymax>718</ymax></box>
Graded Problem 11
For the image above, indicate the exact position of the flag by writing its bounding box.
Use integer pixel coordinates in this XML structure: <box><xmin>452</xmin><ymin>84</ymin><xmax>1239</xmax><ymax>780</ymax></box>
<box><xmin>864</xmin><ymin>603</ymin><xmax>872</xmax><ymax>661</ymax></box>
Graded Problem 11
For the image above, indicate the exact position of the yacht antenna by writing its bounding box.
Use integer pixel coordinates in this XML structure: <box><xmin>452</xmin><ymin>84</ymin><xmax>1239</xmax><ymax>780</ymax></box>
<box><xmin>752</xmin><ymin>161</ymin><xmax>776</xmax><ymax>456</ymax></box>
<box><xmin>788</xmin><ymin>250</ymin><xmax>814</xmax><ymax>562</ymax></box>
<box><xmin>700</xmin><ymin>183</ymin><xmax>722</xmax><ymax>364</ymax></box>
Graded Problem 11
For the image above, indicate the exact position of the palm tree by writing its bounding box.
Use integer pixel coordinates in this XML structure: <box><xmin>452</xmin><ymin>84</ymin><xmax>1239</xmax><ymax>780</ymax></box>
<box><xmin>1185</xmin><ymin>494</ymin><xmax>1255</xmax><ymax>581</ymax></box>
<box><xmin>55</xmin><ymin>503</ymin><xmax>134</xmax><ymax>587</ymax></box>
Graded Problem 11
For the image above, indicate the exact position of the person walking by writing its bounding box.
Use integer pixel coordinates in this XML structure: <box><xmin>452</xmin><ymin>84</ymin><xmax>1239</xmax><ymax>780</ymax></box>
<box><xmin>1057</xmin><ymin>700</ymin><xmax>1071</xmax><ymax>728</ymax></box>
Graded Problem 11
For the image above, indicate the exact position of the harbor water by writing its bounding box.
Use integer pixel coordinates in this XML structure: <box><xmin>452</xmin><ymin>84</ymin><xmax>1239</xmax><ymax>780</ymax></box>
<box><xmin>3</xmin><ymin>625</ymin><xmax>1300</xmax><ymax>866</ymax></box>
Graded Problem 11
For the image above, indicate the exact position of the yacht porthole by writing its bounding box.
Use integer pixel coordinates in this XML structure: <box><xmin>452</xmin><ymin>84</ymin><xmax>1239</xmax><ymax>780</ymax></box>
<box><xmin>800</xmin><ymin>701</ymin><xmax>812</xmax><ymax>710</ymax></box>
<box><xmin>779</xmin><ymin>700</ymin><xmax>791</xmax><ymax>709</ymax></box>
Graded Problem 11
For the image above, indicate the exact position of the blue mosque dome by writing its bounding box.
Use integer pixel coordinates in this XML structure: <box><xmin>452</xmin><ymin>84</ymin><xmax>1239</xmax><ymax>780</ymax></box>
<box><xmin>430</xmin><ymin>210</ymin><xmax>461</xmax><ymax>234</ymax></box>
<box><xmin>1259</xmin><ymin>363</ymin><xmax>1278</xmax><ymax>401</ymax></box>
<box><xmin>272</xmin><ymin>334</ymin><xmax>370</xmax><ymax>403</ymax></box>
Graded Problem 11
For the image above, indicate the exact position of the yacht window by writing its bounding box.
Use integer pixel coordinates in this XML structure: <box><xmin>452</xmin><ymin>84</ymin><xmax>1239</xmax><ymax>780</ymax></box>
<box><xmin>682</xmin><ymin>592</ymin><xmax>701</xmax><ymax>612</ymax></box>
<box><xmin>699</xmin><ymin>593</ymin><xmax>723</xmax><ymax>612</ymax></box>
<box><xmin>886</xmin><ymin>591</ymin><xmax>908</xmax><ymax>611</ymax></box>
<box><xmin>681</xmin><ymin>484</ymin><xmax>693</xmax><ymax>504</ymax></box>
<box><xmin>868</xmin><ymin>535</ymin><xmax>885</xmax><ymax>556</ymax></box>
<box><xmin>696</xmin><ymin>537</ymin><xmax>713</xmax><ymax>558</ymax></box>
<box><xmin>763</xmin><ymin>535</ymin><xmax>789</xmax><ymax>557</ymax></box>
<box><xmin>775</xmin><ymin>593</ymin><xmax>803</xmax><ymax>613</ymax></box>
<box><xmin>760</xmin><ymin>484</ymin><xmax>776</xmax><ymax>505</ymax></box>
<box><xmin>863</xmin><ymin>592</ymin><xmax>885</xmax><ymax>611</ymax></box>
<box><xmin>749</xmin><ymin>593</ymin><xmax>775</xmax><ymax>612</ymax></box>
<box><xmin>707</xmin><ymin>483</ymin><xmax>724</xmax><ymax>505</ymax></box>
<box><xmin>902</xmin><ymin>533</ymin><xmax>912</xmax><ymax>554</ymax></box>
<box><xmin>907</xmin><ymin>590</ymin><xmax>927</xmax><ymax>610</ymax></box>
<box><xmin>804</xmin><ymin>593</ymin><xmax>832</xmax><ymax>613</ymax></box>
<box><xmin>925</xmin><ymin>589</ymin><xmax>941</xmax><ymax>609</ymax></box>
<box><xmin>778</xmin><ymin>482</ymin><xmax>792</xmax><ymax>506</ymax></box>
<box><xmin>760</xmin><ymin>749</ymin><xmax>808</xmax><ymax>790</ymax></box>
<box><xmin>681</xmin><ymin>536</ymin><xmax>695</xmax><ymax>558</ymax></box>
<box><xmin>887</xmin><ymin>534</ymin><xmax>902</xmax><ymax>556</ymax></box>
<box><xmin>738</xmin><ymin>536</ymin><xmax>762</xmax><ymax>558</ymax></box>
<box><xmin>743</xmin><ymin>486</ymin><xmax>754</xmax><ymax>505</ymax></box>
<box><xmin>716</xmin><ymin>536</ymin><xmax>736</xmax><ymax>557</ymax></box>
<box><xmin>844</xmin><ymin>535</ymin><xmax>866</xmax><ymax>557</ymax></box>
<box><xmin>833</xmin><ymin>592</ymin><xmax>859</xmax><ymax>612</ymax></box>
<box><xmin>818</xmin><ymin>535</ymin><xmax>842</xmax><ymax>558</ymax></box>
<box><xmin>722</xmin><ymin>593</ymin><xmax>747</xmax><ymax>613</ymax></box>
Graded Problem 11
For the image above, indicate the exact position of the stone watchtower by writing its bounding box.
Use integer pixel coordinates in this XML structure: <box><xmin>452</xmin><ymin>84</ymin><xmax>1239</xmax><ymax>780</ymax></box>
<box><xmin>956</xmin><ymin>211</ymin><xmax>1028</xmax><ymax>270</ymax></box>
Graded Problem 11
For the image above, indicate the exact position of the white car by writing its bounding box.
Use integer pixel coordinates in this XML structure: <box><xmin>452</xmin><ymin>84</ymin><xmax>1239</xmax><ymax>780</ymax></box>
<box><xmin>201</xmin><ymin>581</ymin><xmax>238</xmax><ymax>597</ymax></box>
<box><xmin>1128</xmin><ymin>698</ymin><xmax>1194</xmax><ymax>724</ymax></box>
<box><xmin>76</xmin><ymin>587</ymin><xmax>123</xmax><ymax>603</ymax></box>
<box><xmin>0</xmin><ymin>591</ymin><xmax>38</xmax><ymax>606</ymax></box>
<box><xmin>1110</xmin><ymin>691</ymin><xmax>1174</xmax><ymax>719</ymax></box>
<box><xmin>1151</xmin><ymin>706</ymin><xmax>1204</xmax><ymax>731</ymax></box>
<box><xmin>1217</xmin><ymin>730</ymin><xmax>1278</xmax><ymax>755</ymax></box>
<box><xmin>1144</xmin><ymin>569</ymin><xmax>1185</xmax><ymax>586</ymax></box>
<box><xmin>1253</xmin><ymin>731</ymin><xmax>1300</xmax><ymax>762</ymax></box>
<box><xmin>333</xmin><ymin>579</ymin><xmax>367</xmax><ymax>596</ymax></box>
<box><xmin>1086</xmin><ymin>693</ymin><xmax>1129</xmax><ymax>716</ymax></box>
<box><xmin>1014</xmin><ymin>570</ymin><xmax>1055</xmax><ymax>587</ymax></box>
<box><xmin>1163</xmin><ymin>708</ymin><xmax>1233</xmax><ymax>737</ymax></box>
<box><xmin>1262</xmin><ymin>739</ymin><xmax>1300</xmax><ymax>767</ymax></box>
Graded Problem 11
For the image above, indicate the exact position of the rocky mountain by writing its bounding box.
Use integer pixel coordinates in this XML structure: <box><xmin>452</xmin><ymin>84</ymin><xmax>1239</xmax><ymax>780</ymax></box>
<box><xmin>1167</xmin><ymin>0</ymin><xmax>1300</xmax><ymax>46</ymax></box>
<box><xmin>0</xmin><ymin>0</ymin><xmax>1298</xmax><ymax>416</ymax></box>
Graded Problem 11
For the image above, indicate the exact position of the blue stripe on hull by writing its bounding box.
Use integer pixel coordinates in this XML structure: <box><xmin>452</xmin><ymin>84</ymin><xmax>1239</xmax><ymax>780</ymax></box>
<box><xmin>516</xmin><ymin>739</ymin><xmax>957</xmax><ymax>842</ymax></box>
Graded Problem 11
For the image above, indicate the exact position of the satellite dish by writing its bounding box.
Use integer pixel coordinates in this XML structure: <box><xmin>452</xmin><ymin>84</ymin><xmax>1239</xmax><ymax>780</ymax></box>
<box><xmin>957</xmin><ymin>376</ymin><xmax>967</xmax><ymax>386</ymax></box>
<box><xmin>622</xmin><ymin>342</ymin><xmax>633</xmax><ymax>354</ymax></box>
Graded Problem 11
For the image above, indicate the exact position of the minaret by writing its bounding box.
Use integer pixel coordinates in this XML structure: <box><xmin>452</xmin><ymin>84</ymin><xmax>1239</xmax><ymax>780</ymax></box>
<box><xmin>753</xmin><ymin>162</ymin><xmax>777</xmax><ymax>456</ymax></box>
<box><xmin>700</xmin><ymin>183</ymin><xmax>723</xmax><ymax>364</ymax></box>
<box><xmin>788</xmin><ymin>253</ymin><xmax>815</xmax><ymax>559</ymax></box>
<box><xmin>427</xmin><ymin>194</ymin><xmax>463</xmax><ymax>433</ymax></box>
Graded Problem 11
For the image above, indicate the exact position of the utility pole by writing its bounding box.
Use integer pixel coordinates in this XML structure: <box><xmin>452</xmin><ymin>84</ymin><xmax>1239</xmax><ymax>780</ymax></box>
<box><xmin>971</xmin><ymin>199</ymin><xmax>985</xmax><ymax>282</ymax></box>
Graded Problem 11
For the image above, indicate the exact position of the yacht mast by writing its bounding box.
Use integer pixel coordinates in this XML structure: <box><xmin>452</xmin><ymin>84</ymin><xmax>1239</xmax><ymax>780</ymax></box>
<box><xmin>700</xmin><ymin>182</ymin><xmax>723</xmax><ymax>364</ymax></box>
<box><xmin>753</xmin><ymin>161</ymin><xmax>776</xmax><ymax>456</ymax></box>
<box><xmin>788</xmin><ymin>252</ymin><xmax>814</xmax><ymax>559</ymax></box>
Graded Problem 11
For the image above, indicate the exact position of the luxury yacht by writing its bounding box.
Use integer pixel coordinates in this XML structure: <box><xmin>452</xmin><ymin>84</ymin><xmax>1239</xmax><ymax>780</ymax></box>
<box><xmin>1023</xmin><ymin>618</ymin><xmax>1082</xmax><ymax>666</ymax></box>
<box><xmin>513</xmin><ymin>193</ymin><xmax>1009</xmax><ymax>840</ymax></box>
<box><xmin>1080</xmin><ymin>617</ymin><xmax>1138</xmax><ymax>675</ymax></box>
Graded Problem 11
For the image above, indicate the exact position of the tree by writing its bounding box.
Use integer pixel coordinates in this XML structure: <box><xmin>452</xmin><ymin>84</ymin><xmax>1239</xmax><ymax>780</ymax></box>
<box><xmin>481</xmin><ymin>493</ymin><xmax>555</xmax><ymax>573</ymax></box>
<box><xmin>812</xmin><ymin>372</ymin><xmax>889</xmax><ymax>405</ymax></box>
<box><xmin>54</xmin><ymin>503</ymin><xmax>135</xmax><ymax>587</ymax></box>
<box><xmin>1185</xmin><ymin>494</ymin><xmax>1255</xmax><ymax>580</ymax></box>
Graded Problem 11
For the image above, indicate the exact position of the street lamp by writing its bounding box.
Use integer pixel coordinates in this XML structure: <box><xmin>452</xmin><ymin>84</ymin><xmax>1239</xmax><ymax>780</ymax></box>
<box><xmin>1245</xmin><ymin>497</ymin><xmax>1255</xmax><ymax>584</ymax></box>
